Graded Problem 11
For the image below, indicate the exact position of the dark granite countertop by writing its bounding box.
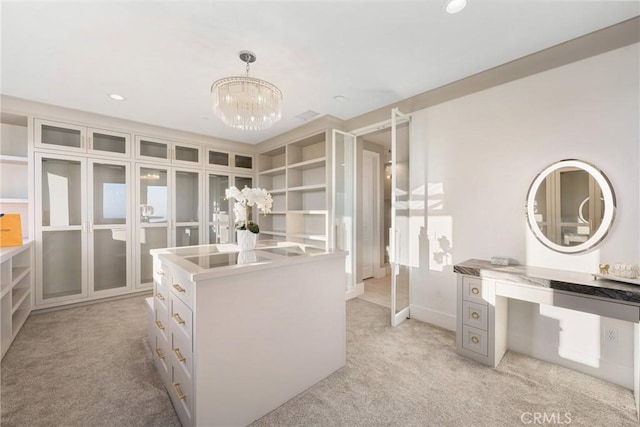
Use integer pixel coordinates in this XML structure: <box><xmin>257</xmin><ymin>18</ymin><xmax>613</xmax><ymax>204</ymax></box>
<box><xmin>454</xmin><ymin>259</ymin><xmax>640</xmax><ymax>305</ymax></box>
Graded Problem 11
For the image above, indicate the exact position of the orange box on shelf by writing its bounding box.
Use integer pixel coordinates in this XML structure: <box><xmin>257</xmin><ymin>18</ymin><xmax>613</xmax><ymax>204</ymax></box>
<box><xmin>0</xmin><ymin>214</ymin><xmax>23</xmax><ymax>247</ymax></box>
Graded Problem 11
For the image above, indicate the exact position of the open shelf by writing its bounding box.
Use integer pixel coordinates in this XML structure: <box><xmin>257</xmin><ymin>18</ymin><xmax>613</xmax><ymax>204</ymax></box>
<box><xmin>0</xmin><ymin>155</ymin><xmax>28</xmax><ymax>165</ymax></box>
<box><xmin>288</xmin><ymin>157</ymin><xmax>326</xmax><ymax>171</ymax></box>
<box><xmin>259</xmin><ymin>165</ymin><xmax>286</xmax><ymax>176</ymax></box>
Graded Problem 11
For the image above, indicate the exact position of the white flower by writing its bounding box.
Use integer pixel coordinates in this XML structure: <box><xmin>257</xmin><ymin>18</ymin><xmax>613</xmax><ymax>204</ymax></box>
<box><xmin>225</xmin><ymin>186</ymin><xmax>273</xmax><ymax>229</ymax></box>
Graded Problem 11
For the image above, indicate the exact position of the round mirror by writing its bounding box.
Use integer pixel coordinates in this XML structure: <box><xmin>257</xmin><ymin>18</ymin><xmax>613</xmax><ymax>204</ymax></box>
<box><xmin>526</xmin><ymin>160</ymin><xmax>616</xmax><ymax>253</ymax></box>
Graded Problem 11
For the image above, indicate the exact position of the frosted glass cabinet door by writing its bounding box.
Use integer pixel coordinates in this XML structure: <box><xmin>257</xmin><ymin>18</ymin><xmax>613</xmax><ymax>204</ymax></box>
<box><xmin>88</xmin><ymin>128</ymin><xmax>131</xmax><ymax>157</ymax></box>
<box><xmin>36</xmin><ymin>154</ymin><xmax>87</xmax><ymax>303</ymax></box>
<box><xmin>207</xmin><ymin>173</ymin><xmax>230</xmax><ymax>244</ymax></box>
<box><xmin>41</xmin><ymin>230</ymin><xmax>83</xmax><ymax>299</ymax></box>
<box><xmin>90</xmin><ymin>161</ymin><xmax>130</xmax><ymax>293</ymax></box>
<box><xmin>35</xmin><ymin>119</ymin><xmax>86</xmax><ymax>154</ymax></box>
<box><xmin>138</xmin><ymin>166</ymin><xmax>169</xmax><ymax>287</ymax></box>
<box><xmin>174</xmin><ymin>169</ymin><xmax>201</xmax><ymax>247</ymax></box>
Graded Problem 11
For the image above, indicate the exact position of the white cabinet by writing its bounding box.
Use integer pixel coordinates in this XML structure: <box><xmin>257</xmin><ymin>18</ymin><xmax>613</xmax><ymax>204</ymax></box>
<box><xmin>135</xmin><ymin>135</ymin><xmax>203</xmax><ymax>167</ymax></box>
<box><xmin>35</xmin><ymin>118</ymin><xmax>131</xmax><ymax>158</ymax></box>
<box><xmin>35</xmin><ymin>153</ymin><xmax>132</xmax><ymax>306</ymax></box>
<box><xmin>0</xmin><ymin>122</ymin><xmax>30</xmax><ymax>239</ymax></box>
<box><xmin>1</xmin><ymin>241</ymin><xmax>33</xmax><ymax>359</ymax></box>
<box><xmin>257</xmin><ymin>132</ymin><xmax>329</xmax><ymax>247</ymax></box>
<box><xmin>136</xmin><ymin>164</ymin><xmax>203</xmax><ymax>287</ymax></box>
<box><xmin>150</xmin><ymin>242</ymin><xmax>346</xmax><ymax>426</ymax></box>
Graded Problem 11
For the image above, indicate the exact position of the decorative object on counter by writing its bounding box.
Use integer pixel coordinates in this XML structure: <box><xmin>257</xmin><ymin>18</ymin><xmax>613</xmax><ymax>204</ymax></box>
<box><xmin>490</xmin><ymin>256</ymin><xmax>509</xmax><ymax>266</ymax></box>
<box><xmin>0</xmin><ymin>213</ymin><xmax>23</xmax><ymax>247</ymax></box>
<box><xmin>225</xmin><ymin>185</ymin><xmax>273</xmax><ymax>251</ymax></box>
<box><xmin>611</xmin><ymin>263</ymin><xmax>639</xmax><ymax>279</ymax></box>
<box><xmin>593</xmin><ymin>262</ymin><xmax>640</xmax><ymax>285</ymax></box>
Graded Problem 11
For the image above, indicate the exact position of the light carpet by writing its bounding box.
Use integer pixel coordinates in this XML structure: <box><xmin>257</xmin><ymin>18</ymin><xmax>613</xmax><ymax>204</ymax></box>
<box><xmin>1</xmin><ymin>295</ymin><xmax>637</xmax><ymax>426</ymax></box>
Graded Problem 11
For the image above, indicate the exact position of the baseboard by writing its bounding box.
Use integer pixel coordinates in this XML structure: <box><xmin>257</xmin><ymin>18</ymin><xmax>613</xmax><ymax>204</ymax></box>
<box><xmin>409</xmin><ymin>304</ymin><xmax>456</xmax><ymax>332</ymax></box>
<box><xmin>508</xmin><ymin>331</ymin><xmax>634</xmax><ymax>390</ymax></box>
<box><xmin>345</xmin><ymin>282</ymin><xmax>365</xmax><ymax>300</ymax></box>
<box><xmin>373</xmin><ymin>267</ymin><xmax>387</xmax><ymax>279</ymax></box>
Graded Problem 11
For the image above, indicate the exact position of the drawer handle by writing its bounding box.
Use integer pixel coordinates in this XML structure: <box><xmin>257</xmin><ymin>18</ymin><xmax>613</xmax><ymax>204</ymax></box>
<box><xmin>156</xmin><ymin>292</ymin><xmax>165</xmax><ymax>301</ymax></box>
<box><xmin>471</xmin><ymin>311</ymin><xmax>480</xmax><ymax>320</ymax></box>
<box><xmin>155</xmin><ymin>320</ymin><xmax>165</xmax><ymax>330</ymax></box>
<box><xmin>471</xmin><ymin>336</ymin><xmax>480</xmax><ymax>344</ymax></box>
<box><xmin>471</xmin><ymin>287</ymin><xmax>480</xmax><ymax>295</ymax></box>
<box><xmin>173</xmin><ymin>313</ymin><xmax>186</xmax><ymax>325</ymax></box>
<box><xmin>155</xmin><ymin>348</ymin><xmax>165</xmax><ymax>360</ymax></box>
<box><xmin>173</xmin><ymin>347</ymin><xmax>186</xmax><ymax>362</ymax></box>
<box><xmin>173</xmin><ymin>284</ymin><xmax>186</xmax><ymax>293</ymax></box>
<box><xmin>172</xmin><ymin>383</ymin><xmax>187</xmax><ymax>400</ymax></box>
<box><xmin>156</xmin><ymin>270</ymin><xmax>165</xmax><ymax>276</ymax></box>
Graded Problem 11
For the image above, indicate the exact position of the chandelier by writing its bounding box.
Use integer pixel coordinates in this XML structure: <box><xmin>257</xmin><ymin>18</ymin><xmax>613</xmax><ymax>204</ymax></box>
<box><xmin>211</xmin><ymin>50</ymin><xmax>282</xmax><ymax>131</ymax></box>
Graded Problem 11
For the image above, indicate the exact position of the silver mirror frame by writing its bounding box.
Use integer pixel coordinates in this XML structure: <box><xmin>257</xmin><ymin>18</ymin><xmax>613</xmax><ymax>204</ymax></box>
<box><xmin>526</xmin><ymin>159</ymin><xmax>616</xmax><ymax>254</ymax></box>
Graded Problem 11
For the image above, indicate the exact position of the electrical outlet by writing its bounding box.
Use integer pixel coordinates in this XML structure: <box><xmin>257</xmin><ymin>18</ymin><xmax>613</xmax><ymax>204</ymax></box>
<box><xmin>605</xmin><ymin>328</ymin><xmax>618</xmax><ymax>343</ymax></box>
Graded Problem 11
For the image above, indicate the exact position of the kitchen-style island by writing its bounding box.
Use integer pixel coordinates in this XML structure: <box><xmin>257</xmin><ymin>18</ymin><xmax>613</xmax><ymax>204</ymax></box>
<box><xmin>149</xmin><ymin>241</ymin><xmax>347</xmax><ymax>426</ymax></box>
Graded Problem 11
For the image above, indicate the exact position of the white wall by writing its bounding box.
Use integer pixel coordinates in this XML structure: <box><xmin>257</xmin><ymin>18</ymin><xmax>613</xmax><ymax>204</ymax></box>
<box><xmin>409</xmin><ymin>44</ymin><xmax>639</xmax><ymax>388</ymax></box>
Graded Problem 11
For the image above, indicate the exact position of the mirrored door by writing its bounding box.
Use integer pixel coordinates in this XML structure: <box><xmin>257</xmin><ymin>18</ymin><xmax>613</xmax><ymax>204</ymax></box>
<box><xmin>390</xmin><ymin>108</ymin><xmax>411</xmax><ymax>327</ymax></box>
<box><xmin>332</xmin><ymin>130</ymin><xmax>357</xmax><ymax>294</ymax></box>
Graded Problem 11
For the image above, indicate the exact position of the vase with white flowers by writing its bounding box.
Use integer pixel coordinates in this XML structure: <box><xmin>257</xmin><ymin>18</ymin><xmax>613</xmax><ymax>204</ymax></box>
<box><xmin>225</xmin><ymin>185</ymin><xmax>273</xmax><ymax>250</ymax></box>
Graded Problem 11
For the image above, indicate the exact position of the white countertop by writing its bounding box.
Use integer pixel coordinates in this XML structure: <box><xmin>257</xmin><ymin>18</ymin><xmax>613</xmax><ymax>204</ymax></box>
<box><xmin>151</xmin><ymin>240</ymin><xmax>346</xmax><ymax>281</ymax></box>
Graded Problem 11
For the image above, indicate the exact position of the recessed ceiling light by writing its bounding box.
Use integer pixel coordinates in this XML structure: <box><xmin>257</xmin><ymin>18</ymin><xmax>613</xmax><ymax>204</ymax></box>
<box><xmin>108</xmin><ymin>94</ymin><xmax>125</xmax><ymax>101</ymax></box>
<box><xmin>333</xmin><ymin>95</ymin><xmax>346</xmax><ymax>103</ymax></box>
<box><xmin>444</xmin><ymin>0</ymin><xmax>467</xmax><ymax>14</ymax></box>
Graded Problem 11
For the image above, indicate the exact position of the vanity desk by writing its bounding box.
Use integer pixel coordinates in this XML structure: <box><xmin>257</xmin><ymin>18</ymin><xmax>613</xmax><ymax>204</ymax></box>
<box><xmin>454</xmin><ymin>259</ymin><xmax>640</xmax><ymax>415</ymax></box>
<box><xmin>150</xmin><ymin>241</ymin><xmax>347</xmax><ymax>426</ymax></box>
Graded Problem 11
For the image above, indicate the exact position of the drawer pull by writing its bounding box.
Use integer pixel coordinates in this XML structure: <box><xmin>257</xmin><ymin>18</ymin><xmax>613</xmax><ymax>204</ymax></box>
<box><xmin>155</xmin><ymin>320</ymin><xmax>165</xmax><ymax>330</ymax></box>
<box><xmin>173</xmin><ymin>383</ymin><xmax>187</xmax><ymax>400</ymax></box>
<box><xmin>172</xmin><ymin>313</ymin><xmax>186</xmax><ymax>325</ymax></box>
<box><xmin>156</xmin><ymin>292</ymin><xmax>165</xmax><ymax>301</ymax></box>
<box><xmin>173</xmin><ymin>347</ymin><xmax>186</xmax><ymax>362</ymax></box>
<box><xmin>173</xmin><ymin>283</ymin><xmax>186</xmax><ymax>293</ymax></box>
<box><xmin>156</xmin><ymin>270</ymin><xmax>165</xmax><ymax>276</ymax></box>
<box><xmin>471</xmin><ymin>311</ymin><xmax>480</xmax><ymax>320</ymax></box>
<box><xmin>471</xmin><ymin>336</ymin><xmax>480</xmax><ymax>344</ymax></box>
<box><xmin>155</xmin><ymin>348</ymin><xmax>165</xmax><ymax>360</ymax></box>
<box><xmin>471</xmin><ymin>287</ymin><xmax>480</xmax><ymax>295</ymax></box>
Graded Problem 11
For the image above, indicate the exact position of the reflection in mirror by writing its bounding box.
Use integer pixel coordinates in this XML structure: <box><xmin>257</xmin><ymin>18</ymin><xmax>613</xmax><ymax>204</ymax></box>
<box><xmin>526</xmin><ymin>160</ymin><xmax>615</xmax><ymax>254</ymax></box>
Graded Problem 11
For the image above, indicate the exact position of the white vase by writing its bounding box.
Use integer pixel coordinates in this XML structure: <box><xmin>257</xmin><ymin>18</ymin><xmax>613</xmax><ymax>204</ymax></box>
<box><xmin>236</xmin><ymin>230</ymin><xmax>257</xmax><ymax>251</ymax></box>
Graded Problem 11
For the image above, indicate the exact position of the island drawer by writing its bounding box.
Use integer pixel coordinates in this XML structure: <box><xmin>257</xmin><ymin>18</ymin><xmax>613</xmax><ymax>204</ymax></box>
<box><xmin>169</xmin><ymin>267</ymin><xmax>194</xmax><ymax>309</ymax></box>
<box><xmin>171</xmin><ymin>330</ymin><xmax>193</xmax><ymax>381</ymax></box>
<box><xmin>170</xmin><ymin>292</ymin><xmax>193</xmax><ymax>341</ymax></box>
<box><xmin>171</xmin><ymin>363</ymin><xmax>193</xmax><ymax>425</ymax></box>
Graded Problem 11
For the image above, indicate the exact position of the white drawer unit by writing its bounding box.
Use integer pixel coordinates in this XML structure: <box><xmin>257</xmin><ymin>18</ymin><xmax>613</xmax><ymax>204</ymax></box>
<box><xmin>455</xmin><ymin>273</ymin><xmax>507</xmax><ymax>366</ymax></box>
<box><xmin>149</xmin><ymin>243</ymin><xmax>346</xmax><ymax>426</ymax></box>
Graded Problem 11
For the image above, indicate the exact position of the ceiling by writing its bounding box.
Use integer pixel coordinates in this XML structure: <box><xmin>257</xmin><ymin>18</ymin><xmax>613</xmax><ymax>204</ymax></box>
<box><xmin>1</xmin><ymin>1</ymin><xmax>638</xmax><ymax>145</ymax></box>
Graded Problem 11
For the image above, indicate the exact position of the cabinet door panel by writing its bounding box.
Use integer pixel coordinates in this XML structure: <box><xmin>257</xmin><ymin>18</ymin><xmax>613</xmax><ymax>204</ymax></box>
<box><xmin>92</xmin><ymin>163</ymin><xmax>127</xmax><ymax>226</ymax></box>
<box><xmin>41</xmin><ymin>158</ymin><xmax>83</xmax><ymax>227</ymax></box>
<box><xmin>35</xmin><ymin>120</ymin><xmax>86</xmax><ymax>153</ymax></box>
<box><xmin>93</xmin><ymin>229</ymin><xmax>127</xmax><ymax>291</ymax></box>
<box><xmin>41</xmin><ymin>230</ymin><xmax>83</xmax><ymax>300</ymax></box>
<box><xmin>89</xmin><ymin>129</ymin><xmax>130</xmax><ymax>157</ymax></box>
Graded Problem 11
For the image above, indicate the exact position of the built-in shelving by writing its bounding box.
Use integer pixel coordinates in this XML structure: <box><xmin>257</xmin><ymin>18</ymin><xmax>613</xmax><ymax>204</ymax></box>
<box><xmin>1</xmin><ymin>241</ymin><xmax>34</xmax><ymax>359</ymax></box>
<box><xmin>0</xmin><ymin>121</ymin><xmax>29</xmax><ymax>240</ymax></box>
<box><xmin>257</xmin><ymin>131</ymin><xmax>329</xmax><ymax>248</ymax></box>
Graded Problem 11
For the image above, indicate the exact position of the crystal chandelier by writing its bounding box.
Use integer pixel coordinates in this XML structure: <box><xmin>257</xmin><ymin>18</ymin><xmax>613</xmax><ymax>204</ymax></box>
<box><xmin>211</xmin><ymin>51</ymin><xmax>282</xmax><ymax>131</ymax></box>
